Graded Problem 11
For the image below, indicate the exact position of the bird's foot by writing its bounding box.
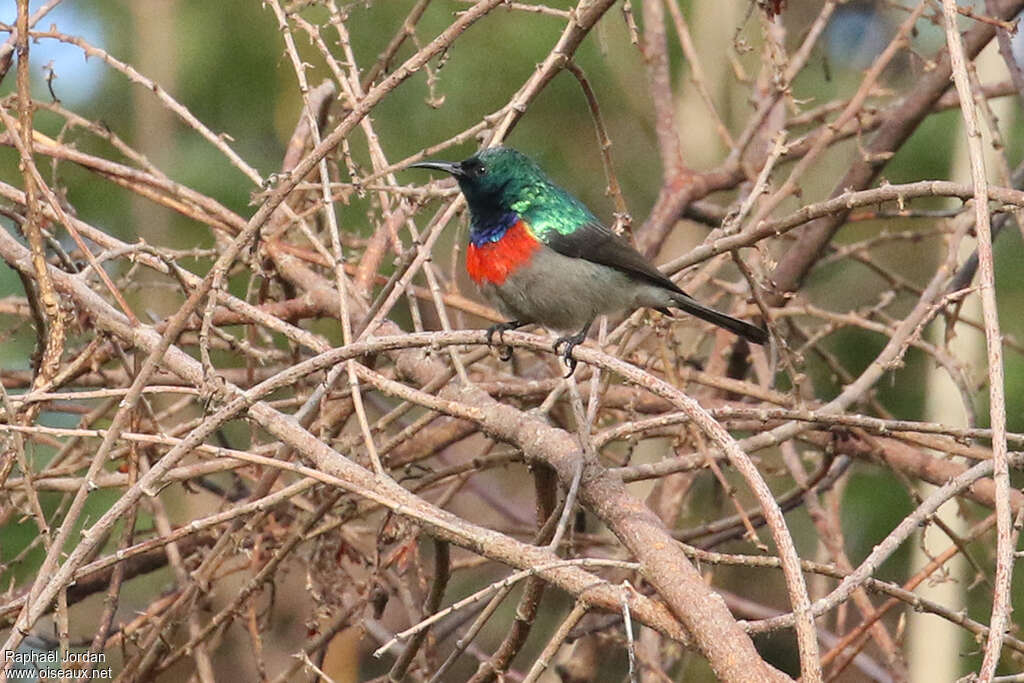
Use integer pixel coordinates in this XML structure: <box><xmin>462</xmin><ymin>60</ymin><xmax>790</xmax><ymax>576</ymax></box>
<box><xmin>552</xmin><ymin>330</ymin><xmax>587</xmax><ymax>378</ymax></box>
<box><xmin>485</xmin><ymin>320</ymin><xmax>524</xmax><ymax>362</ymax></box>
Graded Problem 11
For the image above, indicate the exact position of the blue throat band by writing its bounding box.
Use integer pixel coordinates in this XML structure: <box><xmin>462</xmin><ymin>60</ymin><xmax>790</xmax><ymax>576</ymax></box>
<box><xmin>469</xmin><ymin>211</ymin><xmax>520</xmax><ymax>247</ymax></box>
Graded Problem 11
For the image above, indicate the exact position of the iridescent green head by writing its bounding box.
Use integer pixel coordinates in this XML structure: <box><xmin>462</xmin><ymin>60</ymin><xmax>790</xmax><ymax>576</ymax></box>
<box><xmin>409</xmin><ymin>147</ymin><xmax>593</xmax><ymax>236</ymax></box>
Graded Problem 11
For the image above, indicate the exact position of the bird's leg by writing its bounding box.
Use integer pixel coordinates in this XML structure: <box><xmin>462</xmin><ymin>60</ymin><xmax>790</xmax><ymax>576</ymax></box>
<box><xmin>552</xmin><ymin>318</ymin><xmax>594</xmax><ymax>378</ymax></box>
<box><xmin>485</xmin><ymin>320</ymin><xmax>524</xmax><ymax>362</ymax></box>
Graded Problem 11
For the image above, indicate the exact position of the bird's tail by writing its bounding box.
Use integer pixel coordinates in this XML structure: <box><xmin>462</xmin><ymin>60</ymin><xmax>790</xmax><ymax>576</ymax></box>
<box><xmin>669</xmin><ymin>293</ymin><xmax>769</xmax><ymax>345</ymax></box>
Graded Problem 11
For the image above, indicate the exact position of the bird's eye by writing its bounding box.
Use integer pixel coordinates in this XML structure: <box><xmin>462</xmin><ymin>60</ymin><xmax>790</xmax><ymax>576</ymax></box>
<box><xmin>476</xmin><ymin>164</ymin><xmax>487</xmax><ymax>176</ymax></box>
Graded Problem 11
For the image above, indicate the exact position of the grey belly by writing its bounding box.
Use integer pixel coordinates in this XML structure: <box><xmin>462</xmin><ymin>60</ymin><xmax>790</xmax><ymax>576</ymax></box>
<box><xmin>478</xmin><ymin>246</ymin><xmax>673</xmax><ymax>332</ymax></box>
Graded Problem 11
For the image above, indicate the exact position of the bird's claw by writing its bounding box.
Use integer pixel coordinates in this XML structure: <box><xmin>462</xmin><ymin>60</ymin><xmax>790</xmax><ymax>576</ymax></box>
<box><xmin>486</xmin><ymin>320</ymin><xmax>523</xmax><ymax>363</ymax></box>
<box><xmin>553</xmin><ymin>334</ymin><xmax>583</xmax><ymax>378</ymax></box>
<box><xmin>484</xmin><ymin>325</ymin><xmax>501</xmax><ymax>347</ymax></box>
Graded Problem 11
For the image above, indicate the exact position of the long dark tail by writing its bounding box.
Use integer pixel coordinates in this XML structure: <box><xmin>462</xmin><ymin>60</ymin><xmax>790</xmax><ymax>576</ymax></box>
<box><xmin>669</xmin><ymin>293</ymin><xmax>769</xmax><ymax>345</ymax></box>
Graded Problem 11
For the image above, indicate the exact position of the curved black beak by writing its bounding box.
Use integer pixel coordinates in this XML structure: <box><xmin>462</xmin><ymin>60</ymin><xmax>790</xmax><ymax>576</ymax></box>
<box><xmin>408</xmin><ymin>160</ymin><xmax>464</xmax><ymax>177</ymax></box>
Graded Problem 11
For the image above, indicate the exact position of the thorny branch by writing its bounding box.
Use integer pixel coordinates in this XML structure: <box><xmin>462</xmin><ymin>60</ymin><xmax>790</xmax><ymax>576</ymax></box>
<box><xmin>1</xmin><ymin>1</ymin><xmax>1023</xmax><ymax>681</ymax></box>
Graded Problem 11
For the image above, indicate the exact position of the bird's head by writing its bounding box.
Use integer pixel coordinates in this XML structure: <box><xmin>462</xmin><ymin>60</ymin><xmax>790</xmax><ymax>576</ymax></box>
<box><xmin>409</xmin><ymin>147</ymin><xmax>550</xmax><ymax>215</ymax></box>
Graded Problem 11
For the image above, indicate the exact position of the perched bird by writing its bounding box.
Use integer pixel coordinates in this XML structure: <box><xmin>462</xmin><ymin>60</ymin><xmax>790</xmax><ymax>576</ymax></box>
<box><xmin>410</xmin><ymin>147</ymin><xmax>768</xmax><ymax>375</ymax></box>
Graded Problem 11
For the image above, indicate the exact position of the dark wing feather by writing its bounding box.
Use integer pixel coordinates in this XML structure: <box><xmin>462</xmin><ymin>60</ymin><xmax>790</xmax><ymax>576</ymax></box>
<box><xmin>545</xmin><ymin>221</ymin><xmax>769</xmax><ymax>345</ymax></box>
<box><xmin>543</xmin><ymin>221</ymin><xmax>687</xmax><ymax>295</ymax></box>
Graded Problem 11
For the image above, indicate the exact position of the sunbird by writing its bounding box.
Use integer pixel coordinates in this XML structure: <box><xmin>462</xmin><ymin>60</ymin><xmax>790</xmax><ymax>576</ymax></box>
<box><xmin>410</xmin><ymin>147</ymin><xmax>768</xmax><ymax>375</ymax></box>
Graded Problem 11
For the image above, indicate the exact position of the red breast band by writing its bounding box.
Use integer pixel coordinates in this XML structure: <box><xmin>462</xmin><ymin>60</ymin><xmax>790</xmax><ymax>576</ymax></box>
<box><xmin>466</xmin><ymin>220</ymin><xmax>540</xmax><ymax>286</ymax></box>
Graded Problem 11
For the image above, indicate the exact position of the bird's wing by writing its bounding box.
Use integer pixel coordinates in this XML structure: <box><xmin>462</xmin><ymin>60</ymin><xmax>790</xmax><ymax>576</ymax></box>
<box><xmin>542</xmin><ymin>220</ymin><xmax>687</xmax><ymax>295</ymax></box>
<box><xmin>543</xmin><ymin>218</ymin><xmax>769</xmax><ymax>344</ymax></box>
